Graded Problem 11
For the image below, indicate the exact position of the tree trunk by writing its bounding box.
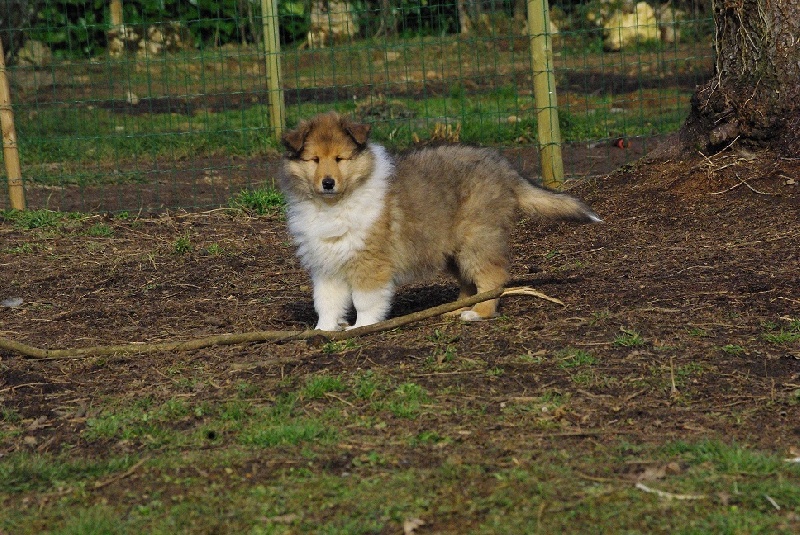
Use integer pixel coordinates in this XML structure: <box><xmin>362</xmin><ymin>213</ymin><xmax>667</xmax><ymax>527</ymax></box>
<box><xmin>680</xmin><ymin>0</ymin><xmax>800</xmax><ymax>156</ymax></box>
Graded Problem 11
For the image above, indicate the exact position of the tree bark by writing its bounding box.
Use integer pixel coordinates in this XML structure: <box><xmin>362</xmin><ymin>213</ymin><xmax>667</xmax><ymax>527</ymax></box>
<box><xmin>680</xmin><ymin>0</ymin><xmax>800</xmax><ymax>156</ymax></box>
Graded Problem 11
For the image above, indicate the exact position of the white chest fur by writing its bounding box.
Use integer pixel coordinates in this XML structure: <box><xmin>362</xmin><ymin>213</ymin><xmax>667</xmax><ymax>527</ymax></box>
<box><xmin>285</xmin><ymin>145</ymin><xmax>394</xmax><ymax>277</ymax></box>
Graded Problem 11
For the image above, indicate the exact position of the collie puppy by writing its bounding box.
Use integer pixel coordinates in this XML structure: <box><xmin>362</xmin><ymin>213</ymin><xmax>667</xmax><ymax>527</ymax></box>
<box><xmin>279</xmin><ymin>112</ymin><xmax>600</xmax><ymax>331</ymax></box>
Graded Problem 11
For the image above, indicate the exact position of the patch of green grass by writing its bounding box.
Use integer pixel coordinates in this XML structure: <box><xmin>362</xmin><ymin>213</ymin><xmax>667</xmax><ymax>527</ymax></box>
<box><xmin>172</xmin><ymin>234</ymin><xmax>193</xmax><ymax>255</ymax></box>
<box><xmin>53</xmin><ymin>506</ymin><xmax>121</xmax><ymax>535</ymax></box>
<box><xmin>2</xmin><ymin>436</ymin><xmax>798</xmax><ymax>534</ymax></box>
<box><xmin>204</xmin><ymin>242</ymin><xmax>224</xmax><ymax>255</ymax></box>
<box><xmin>720</xmin><ymin>344</ymin><xmax>745</xmax><ymax>355</ymax></box>
<box><xmin>387</xmin><ymin>382</ymin><xmax>430</xmax><ymax>419</ymax></box>
<box><xmin>762</xmin><ymin>318</ymin><xmax>800</xmax><ymax>345</ymax></box>
<box><xmin>239</xmin><ymin>418</ymin><xmax>337</xmax><ymax>448</ymax></box>
<box><xmin>229</xmin><ymin>186</ymin><xmax>285</xmax><ymax>214</ymax></box>
<box><xmin>557</xmin><ymin>348</ymin><xmax>597</xmax><ymax>369</ymax></box>
<box><xmin>82</xmin><ymin>397</ymin><xmax>193</xmax><ymax>446</ymax></box>
<box><xmin>687</xmin><ymin>327</ymin><xmax>708</xmax><ymax>337</ymax></box>
<box><xmin>570</xmin><ymin>369</ymin><xmax>596</xmax><ymax>386</ymax></box>
<box><xmin>236</xmin><ymin>381</ymin><xmax>260</xmax><ymax>399</ymax></box>
<box><xmin>1</xmin><ymin>209</ymin><xmax>66</xmax><ymax>230</ymax></box>
<box><xmin>613</xmin><ymin>327</ymin><xmax>645</xmax><ymax>347</ymax></box>
<box><xmin>353</xmin><ymin>370</ymin><xmax>382</xmax><ymax>400</ymax></box>
<box><xmin>589</xmin><ymin>310</ymin><xmax>611</xmax><ymax>325</ymax></box>
<box><xmin>674</xmin><ymin>362</ymin><xmax>706</xmax><ymax>383</ymax></box>
<box><xmin>321</xmin><ymin>339</ymin><xmax>359</xmax><ymax>354</ymax></box>
<box><xmin>18</xmin><ymin>104</ymin><xmax>278</xmax><ymax>185</ymax></box>
<box><xmin>2</xmin><ymin>242</ymin><xmax>35</xmax><ymax>254</ymax></box>
<box><xmin>301</xmin><ymin>374</ymin><xmax>346</xmax><ymax>400</ymax></box>
<box><xmin>516</xmin><ymin>350</ymin><xmax>546</xmax><ymax>364</ymax></box>
<box><xmin>409</xmin><ymin>430</ymin><xmax>449</xmax><ymax>447</ymax></box>
<box><xmin>0</xmin><ymin>451</ymin><xmax>138</xmax><ymax>494</ymax></box>
<box><xmin>664</xmin><ymin>439</ymin><xmax>790</xmax><ymax>476</ymax></box>
<box><xmin>1</xmin><ymin>407</ymin><xmax>22</xmax><ymax>423</ymax></box>
<box><xmin>86</xmin><ymin>222</ymin><xmax>114</xmax><ymax>237</ymax></box>
<box><xmin>239</xmin><ymin>403</ymin><xmax>337</xmax><ymax>449</ymax></box>
<box><xmin>486</xmin><ymin>367</ymin><xmax>505</xmax><ymax>377</ymax></box>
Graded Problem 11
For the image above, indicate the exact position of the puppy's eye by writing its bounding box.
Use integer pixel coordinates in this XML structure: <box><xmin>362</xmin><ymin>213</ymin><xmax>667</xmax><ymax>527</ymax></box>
<box><xmin>336</xmin><ymin>156</ymin><xmax>349</xmax><ymax>162</ymax></box>
<box><xmin>305</xmin><ymin>156</ymin><xmax>319</xmax><ymax>163</ymax></box>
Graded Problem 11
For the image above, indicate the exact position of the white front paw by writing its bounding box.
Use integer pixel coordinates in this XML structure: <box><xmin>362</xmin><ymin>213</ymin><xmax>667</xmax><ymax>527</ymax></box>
<box><xmin>459</xmin><ymin>310</ymin><xmax>484</xmax><ymax>322</ymax></box>
<box><xmin>315</xmin><ymin>321</ymin><xmax>344</xmax><ymax>331</ymax></box>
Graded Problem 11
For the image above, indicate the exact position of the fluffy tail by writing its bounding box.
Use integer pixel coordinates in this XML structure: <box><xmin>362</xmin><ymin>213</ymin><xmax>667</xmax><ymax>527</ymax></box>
<box><xmin>514</xmin><ymin>181</ymin><xmax>602</xmax><ymax>223</ymax></box>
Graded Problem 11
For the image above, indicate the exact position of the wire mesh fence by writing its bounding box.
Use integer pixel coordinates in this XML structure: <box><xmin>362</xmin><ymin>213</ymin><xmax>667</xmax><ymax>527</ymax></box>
<box><xmin>0</xmin><ymin>0</ymin><xmax>714</xmax><ymax>213</ymax></box>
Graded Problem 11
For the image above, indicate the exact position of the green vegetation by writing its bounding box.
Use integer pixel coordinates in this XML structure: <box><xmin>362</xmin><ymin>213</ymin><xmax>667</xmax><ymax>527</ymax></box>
<box><xmin>557</xmin><ymin>347</ymin><xmax>597</xmax><ymax>368</ymax></box>
<box><xmin>2</xmin><ymin>360</ymin><xmax>799</xmax><ymax>533</ymax></box>
<box><xmin>0</xmin><ymin>209</ymin><xmax>70</xmax><ymax>229</ymax></box>
<box><xmin>613</xmin><ymin>327</ymin><xmax>645</xmax><ymax>347</ymax></box>
<box><xmin>12</xmin><ymin>82</ymin><xmax>691</xmax><ymax>189</ymax></box>
<box><xmin>172</xmin><ymin>233</ymin><xmax>193</xmax><ymax>255</ymax></box>
<box><xmin>229</xmin><ymin>186</ymin><xmax>285</xmax><ymax>215</ymax></box>
<box><xmin>721</xmin><ymin>344</ymin><xmax>746</xmax><ymax>355</ymax></box>
<box><xmin>762</xmin><ymin>318</ymin><xmax>800</xmax><ymax>345</ymax></box>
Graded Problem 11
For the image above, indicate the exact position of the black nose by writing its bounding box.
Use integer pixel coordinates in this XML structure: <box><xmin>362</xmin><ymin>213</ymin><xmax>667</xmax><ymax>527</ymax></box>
<box><xmin>321</xmin><ymin>177</ymin><xmax>336</xmax><ymax>190</ymax></box>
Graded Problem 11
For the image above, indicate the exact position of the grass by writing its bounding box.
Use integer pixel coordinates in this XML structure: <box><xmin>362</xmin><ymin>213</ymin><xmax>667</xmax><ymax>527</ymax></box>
<box><xmin>13</xmin><ymin>85</ymin><xmax>689</xmax><ymax>187</ymax></box>
<box><xmin>229</xmin><ymin>186</ymin><xmax>285</xmax><ymax>215</ymax></box>
<box><xmin>386</xmin><ymin>382</ymin><xmax>430</xmax><ymax>419</ymax></box>
<box><xmin>172</xmin><ymin>234</ymin><xmax>193</xmax><ymax>255</ymax></box>
<box><xmin>3</xmin><ymin>437</ymin><xmax>797</xmax><ymax>534</ymax></box>
<box><xmin>0</xmin><ymin>208</ymin><xmax>78</xmax><ymax>229</ymax></box>
<box><xmin>2</xmin><ymin>358</ymin><xmax>798</xmax><ymax>533</ymax></box>
<box><xmin>613</xmin><ymin>327</ymin><xmax>645</xmax><ymax>347</ymax></box>
<box><xmin>557</xmin><ymin>347</ymin><xmax>597</xmax><ymax>368</ymax></box>
<box><xmin>762</xmin><ymin>318</ymin><xmax>800</xmax><ymax>345</ymax></box>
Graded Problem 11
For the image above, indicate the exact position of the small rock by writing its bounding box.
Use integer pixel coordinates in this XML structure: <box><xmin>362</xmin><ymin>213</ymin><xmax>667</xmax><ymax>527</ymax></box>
<box><xmin>1</xmin><ymin>297</ymin><xmax>23</xmax><ymax>308</ymax></box>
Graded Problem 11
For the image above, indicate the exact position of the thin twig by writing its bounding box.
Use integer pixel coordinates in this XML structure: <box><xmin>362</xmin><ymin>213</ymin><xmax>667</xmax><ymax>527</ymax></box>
<box><xmin>92</xmin><ymin>457</ymin><xmax>149</xmax><ymax>490</ymax></box>
<box><xmin>635</xmin><ymin>482</ymin><xmax>705</xmax><ymax>501</ymax></box>
<box><xmin>712</xmin><ymin>172</ymin><xmax>773</xmax><ymax>196</ymax></box>
<box><xmin>0</xmin><ymin>286</ymin><xmax>555</xmax><ymax>360</ymax></box>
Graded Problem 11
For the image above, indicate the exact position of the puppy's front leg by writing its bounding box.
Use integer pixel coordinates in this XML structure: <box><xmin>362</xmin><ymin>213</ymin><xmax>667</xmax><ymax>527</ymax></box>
<box><xmin>350</xmin><ymin>283</ymin><xmax>394</xmax><ymax>328</ymax></box>
<box><xmin>312</xmin><ymin>275</ymin><xmax>351</xmax><ymax>331</ymax></box>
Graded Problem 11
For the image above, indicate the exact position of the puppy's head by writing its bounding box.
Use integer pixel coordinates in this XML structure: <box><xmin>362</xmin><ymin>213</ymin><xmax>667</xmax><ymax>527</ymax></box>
<box><xmin>281</xmin><ymin>112</ymin><xmax>372</xmax><ymax>199</ymax></box>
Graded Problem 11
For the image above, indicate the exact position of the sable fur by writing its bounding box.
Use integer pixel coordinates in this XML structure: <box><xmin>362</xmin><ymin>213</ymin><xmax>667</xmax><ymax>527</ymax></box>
<box><xmin>279</xmin><ymin>111</ymin><xmax>601</xmax><ymax>330</ymax></box>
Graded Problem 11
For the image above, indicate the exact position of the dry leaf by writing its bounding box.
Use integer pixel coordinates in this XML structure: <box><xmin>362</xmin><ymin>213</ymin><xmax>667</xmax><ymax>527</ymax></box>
<box><xmin>403</xmin><ymin>517</ymin><xmax>426</xmax><ymax>534</ymax></box>
<box><xmin>637</xmin><ymin>465</ymin><xmax>667</xmax><ymax>482</ymax></box>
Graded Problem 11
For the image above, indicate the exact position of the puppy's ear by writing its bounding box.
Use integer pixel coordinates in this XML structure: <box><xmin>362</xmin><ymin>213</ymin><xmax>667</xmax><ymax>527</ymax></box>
<box><xmin>342</xmin><ymin>119</ymin><xmax>371</xmax><ymax>146</ymax></box>
<box><xmin>281</xmin><ymin>123</ymin><xmax>310</xmax><ymax>155</ymax></box>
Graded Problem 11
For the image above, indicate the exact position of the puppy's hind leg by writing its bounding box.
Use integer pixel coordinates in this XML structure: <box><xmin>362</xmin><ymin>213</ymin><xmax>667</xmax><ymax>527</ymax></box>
<box><xmin>443</xmin><ymin>257</ymin><xmax>478</xmax><ymax>317</ymax></box>
<box><xmin>460</xmin><ymin>264</ymin><xmax>508</xmax><ymax>321</ymax></box>
<box><xmin>456</xmin><ymin>240</ymin><xmax>510</xmax><ymax>321</ymax></box>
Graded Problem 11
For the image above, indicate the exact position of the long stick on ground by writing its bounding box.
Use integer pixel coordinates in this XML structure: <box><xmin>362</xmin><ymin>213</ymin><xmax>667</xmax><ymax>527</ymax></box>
<box><xmin>0</xmin><ymin>287</ymin><xmax>562</xmax><ymax>360</ymax></box>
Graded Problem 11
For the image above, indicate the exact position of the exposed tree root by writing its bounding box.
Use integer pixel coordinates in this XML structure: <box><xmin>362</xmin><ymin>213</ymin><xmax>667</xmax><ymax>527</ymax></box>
<box><xmin>0</xmin><ymin>286</ymin><xmax>562</xmax><ymax>360</ymax></box>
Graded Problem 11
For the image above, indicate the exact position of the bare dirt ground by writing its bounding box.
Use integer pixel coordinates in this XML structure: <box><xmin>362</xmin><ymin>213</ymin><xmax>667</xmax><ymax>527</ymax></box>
<box><xmin>1</xmin><ymin>145</ymin><xmax>799</xmax><ymax>529</ymax></box>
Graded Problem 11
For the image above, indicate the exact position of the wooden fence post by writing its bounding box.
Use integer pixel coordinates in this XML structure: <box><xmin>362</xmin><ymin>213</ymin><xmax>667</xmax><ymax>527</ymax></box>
<box><xmin>261</xmin><ymin>0</ymin><xmax>285</xmax><ymax>139</ymax></box>
<box><xmin>528</xmin><ymin>0</ymin><xmax>564</xmax><ymax>189</ymax></box>
<box><xmin>0</xmin><ymin>39</ymin><xmax>25</xmax><ymax>210</ymax></box>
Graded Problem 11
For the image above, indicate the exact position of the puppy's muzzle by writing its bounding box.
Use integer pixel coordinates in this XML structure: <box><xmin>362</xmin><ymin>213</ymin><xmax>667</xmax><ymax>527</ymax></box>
<box><xmin>321</xmin><ymin>177</ymin><xmax>336</xmax><ymax>192</ymax></box>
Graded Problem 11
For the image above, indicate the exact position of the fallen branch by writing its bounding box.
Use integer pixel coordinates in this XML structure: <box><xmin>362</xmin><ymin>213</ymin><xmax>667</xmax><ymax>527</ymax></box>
<box><xmin>0</xmin><ymin>286</ymin><xmax>560</xmax><ymax>360</ymax></box>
